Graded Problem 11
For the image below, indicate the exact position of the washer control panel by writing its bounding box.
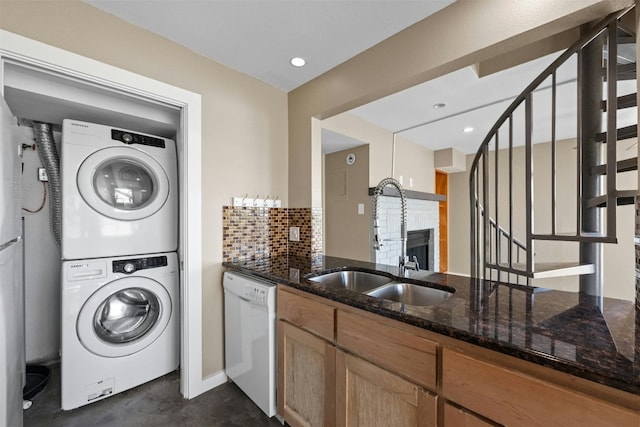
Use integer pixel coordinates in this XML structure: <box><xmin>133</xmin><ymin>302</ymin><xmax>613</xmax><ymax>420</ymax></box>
<box><xmin>113</xmin><ymin>255</ymin><xmax>168</xmax><ymax>274</ymax></box>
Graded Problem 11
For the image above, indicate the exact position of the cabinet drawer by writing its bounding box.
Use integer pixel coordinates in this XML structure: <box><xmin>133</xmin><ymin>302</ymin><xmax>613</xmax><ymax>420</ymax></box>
<box><xmin>278</xmin><ymin>287</ymin><xmax>335</xmax><ymax>341</ymax></box>
<box><xmin>442</xmin><ymin>348</ymin><xmax>639</xmax><ymax>427</ymax></box>
<box><xmin>443</xmin><ymin>402</ymin><xmax>496</xmax><ymax>427</ymax></box>
<box><xmin>336</xmin><ymin>310</ymin><xmax>437</xmax><ymax>390</ymax></box>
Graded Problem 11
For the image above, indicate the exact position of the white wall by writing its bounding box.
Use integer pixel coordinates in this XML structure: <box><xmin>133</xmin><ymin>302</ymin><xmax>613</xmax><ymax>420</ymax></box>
<box><xmin>19</xmin><ymin>126</ymin><xmax>61</xmax><ymax>363</ymax></box>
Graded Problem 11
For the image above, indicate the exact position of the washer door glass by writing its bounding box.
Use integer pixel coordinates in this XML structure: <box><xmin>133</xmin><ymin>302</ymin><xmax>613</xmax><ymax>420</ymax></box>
<box><xmin>77</xmin><ymin>276</ymin><xmax>172</xmax><ymax>358</ymax></box>
<box><xmin>93</xmin><ymin>160</ymin><xmax>155</xmax><ymax>210</ymax></box>
<box><xmin>77</xmin><ymin>147</ymin><xmax>170</xmax><ymax>221</ymax></box>
<box><xmin>94</xmin><ymin>288</ymin><xmax>160</xmax><ymax>344</ymax></box>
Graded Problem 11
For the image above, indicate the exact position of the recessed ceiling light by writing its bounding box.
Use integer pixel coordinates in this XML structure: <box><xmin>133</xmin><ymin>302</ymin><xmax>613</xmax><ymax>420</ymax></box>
<box><xmin>433</xmin><ymin>103</ymin><xmax>446</xmax><ymax>109</ymax></box>
<box><xmin>290</xmin><ymin>57</ymin><xmax>306</xmax><ymax>67</ymax></box>
<box><xmin>463</xmin><ymin>127</ymin><xmax>474</xmax><ymax>133</ymax></box>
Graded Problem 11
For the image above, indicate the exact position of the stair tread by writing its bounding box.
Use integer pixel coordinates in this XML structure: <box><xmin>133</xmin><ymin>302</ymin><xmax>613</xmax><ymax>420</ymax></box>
<box><xmin>495</xmin><ymin>262</ymin><xmax>595</xmax><ymax>279</ymax></box>
<box><xmin>587</xmin><ymin>190</ymin><xmax>638</xmax><ymax>208</ymax></box>
<box><xmin>590</xmin><ymin>157</ymin><xmax>638</xmax><ymax>175</ymax></box>
<box><xmin>616</xmin><ymin>63</ymin><xmax>636</xmax><ymax>81</ymax></box>
<box><xmin>595</xmin><ymin>124</ymin><xmax>637</xmax><ymax>143</ymax></box>
<box><xmin>601</xmin><ymin>93</ymin><xmax>637</xmax><ymax>111</ymax></box>
<box><xmin>531</xmin><ymin>233</ymin><xmax>617</xmax><ymax>243</ymax></box>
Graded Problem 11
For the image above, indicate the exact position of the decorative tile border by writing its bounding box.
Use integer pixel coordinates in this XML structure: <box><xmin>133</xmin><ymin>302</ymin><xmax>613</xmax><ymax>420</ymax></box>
<box><xmin>222</xmin><ymin>206</ymin><xmax>323</xmax><ymax>262</ymax></box>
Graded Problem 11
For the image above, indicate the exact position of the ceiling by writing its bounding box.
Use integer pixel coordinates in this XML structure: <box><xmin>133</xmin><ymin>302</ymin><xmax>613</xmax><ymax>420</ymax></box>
<box><xmin>84</xmin><ymin>1</ymin><xmax>637</xmax><ymax>158</ymax></box>
<box><xmin>85</xmin><ymin>0</ymin><xmax>454</xmax><ymax>92</ymax></box>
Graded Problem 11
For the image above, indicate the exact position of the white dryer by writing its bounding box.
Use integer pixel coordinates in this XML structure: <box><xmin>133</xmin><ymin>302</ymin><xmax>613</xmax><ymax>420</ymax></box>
<box><xmin>61</xmin><ymin>119</ymin><xmax>178</xmax><ymax>260</ymax></box>
<box><xmin>61</xmin><ymin>252</ymin><xmax>179</xmax><ymax>410</ymax></box>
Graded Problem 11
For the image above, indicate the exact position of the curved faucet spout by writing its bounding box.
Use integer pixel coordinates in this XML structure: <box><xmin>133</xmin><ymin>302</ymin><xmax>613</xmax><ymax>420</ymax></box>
<box><xmin>372</xmin><ymin>177</ymin><xmax>418</xmax><ymax>276</ymax></box>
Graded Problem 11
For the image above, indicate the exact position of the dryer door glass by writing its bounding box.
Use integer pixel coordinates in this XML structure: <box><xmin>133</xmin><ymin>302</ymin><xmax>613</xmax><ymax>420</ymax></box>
<box><xmin>93</xmin><ymin>159</ymin><xmax>156</xmax><ymax>210</ymax></box>
<box><xmin>94</xmin><ymin>288</ymin><xmax>160</xmax><ymax>344</ymax></box>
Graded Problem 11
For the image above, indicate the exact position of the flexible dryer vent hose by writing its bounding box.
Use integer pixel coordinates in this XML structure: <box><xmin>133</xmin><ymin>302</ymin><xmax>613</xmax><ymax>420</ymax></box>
<box><xmin>32</xmin><ymin>122</ymin><xmax>61</xmax><ymax>246</ymax></box>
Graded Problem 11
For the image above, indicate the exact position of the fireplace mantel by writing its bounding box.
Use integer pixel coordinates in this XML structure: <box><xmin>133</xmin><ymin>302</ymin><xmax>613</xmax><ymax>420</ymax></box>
<box><xmin>367</xmin><ymin>187</ymin><xmax>446</xmax><ymax>202</ymax></box>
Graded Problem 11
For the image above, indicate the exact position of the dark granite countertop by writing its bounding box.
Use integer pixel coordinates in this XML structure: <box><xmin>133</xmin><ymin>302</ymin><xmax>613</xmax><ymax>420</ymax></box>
<box><xmin>223</xmin><ymin>255</ymin><xmax>640</xmax><ymax>395</ymax></box>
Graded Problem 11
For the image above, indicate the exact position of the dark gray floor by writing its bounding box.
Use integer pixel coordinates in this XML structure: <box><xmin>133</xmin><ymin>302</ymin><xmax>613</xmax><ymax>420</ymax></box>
<box><xmin>24</xmin><ymin>363</ymin><xmax>283</xmax><ymax>427</ymax></box>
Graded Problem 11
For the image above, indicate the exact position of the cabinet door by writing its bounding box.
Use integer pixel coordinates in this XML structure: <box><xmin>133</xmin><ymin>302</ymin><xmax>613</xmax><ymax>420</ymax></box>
<box><xmin>278</xmin><ymin>320</ymin><xmax>335</xmax><ymax>427</ymax></box>
<box><xmin>336</xmin><ymin>350</ymin><xmax>436</xmax><ymax>427</ymax></box>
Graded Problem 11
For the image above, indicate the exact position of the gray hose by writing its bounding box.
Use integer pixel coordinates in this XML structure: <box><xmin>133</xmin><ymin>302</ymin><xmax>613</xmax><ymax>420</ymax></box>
<box><xmin>32</xmin><ymin>122</ymin><xmax>61</xmax><ymax>246</ymax></box>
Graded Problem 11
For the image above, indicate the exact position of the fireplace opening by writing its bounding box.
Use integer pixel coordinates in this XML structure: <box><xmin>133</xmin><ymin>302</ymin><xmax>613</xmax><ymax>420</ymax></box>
<box><xmin>406</xmin><ymin>229</ymin><xmax>434</xmax><ymax>271</ymax></box>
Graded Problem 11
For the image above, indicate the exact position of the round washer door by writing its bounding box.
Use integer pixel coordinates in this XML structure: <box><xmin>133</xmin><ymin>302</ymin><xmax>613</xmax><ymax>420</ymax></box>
<box><xmin>77</xmin><ymin>276</ymin><xmax>172</xmax><ymax>358</ymax></box>
<box><xmin>77</xmin><ymin>146</ymin><xmax>170</xmax><ymax>221</ymax></box>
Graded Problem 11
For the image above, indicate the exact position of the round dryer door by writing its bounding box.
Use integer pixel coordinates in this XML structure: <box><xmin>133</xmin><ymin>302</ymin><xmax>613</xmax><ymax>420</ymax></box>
<box><xmin>77</xmin><ymin>146</ymin><xmax>170</xmax><ymax>221</ymax></box>
<box><xmin>77</xmin><ymin>277</ymin><xmax>172</xmax><ymax>358</ymax></box>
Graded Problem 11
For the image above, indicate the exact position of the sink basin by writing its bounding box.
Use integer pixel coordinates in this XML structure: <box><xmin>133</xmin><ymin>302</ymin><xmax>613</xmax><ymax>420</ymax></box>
<box><xmin>308</xmin><ymin>270</ymin><xmax>394</xmax><ymax>292</ymax></box>
<box><xmin>366</xmin><ymin>283</ymin><xmax>452</xmax><ymax>306</ymax></box>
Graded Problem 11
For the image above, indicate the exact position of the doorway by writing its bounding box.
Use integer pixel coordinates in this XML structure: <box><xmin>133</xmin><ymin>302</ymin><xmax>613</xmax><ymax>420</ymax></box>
<box><xmin>435</xmin><ymin>170</ymin><xmax>448</xmax><ymax>272</ymax></box>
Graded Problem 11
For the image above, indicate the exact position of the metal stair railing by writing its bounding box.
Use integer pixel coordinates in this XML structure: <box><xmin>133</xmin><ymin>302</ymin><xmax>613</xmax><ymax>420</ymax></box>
<box><xmin>470</xmin><ymin>6</ymin><xmax>635</xmax><ymax>282</ymax></box>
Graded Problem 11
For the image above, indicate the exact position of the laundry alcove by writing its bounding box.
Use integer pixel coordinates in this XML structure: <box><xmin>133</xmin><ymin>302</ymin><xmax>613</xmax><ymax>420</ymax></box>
<box><xmin>1</xmin><ymin>29</ymin><xmax>207</xmax><ymax>400</ymax></box>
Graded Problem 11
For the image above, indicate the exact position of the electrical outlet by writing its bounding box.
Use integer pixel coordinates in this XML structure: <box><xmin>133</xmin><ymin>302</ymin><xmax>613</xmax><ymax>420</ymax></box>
<box><xmin>38</xmin><ymin>168</ymin><xmax>48</xmax><ymax>182</ymax></box>
<box><xmin>358</xmin><ymin>203</ymin><xmax>365</xmax><ymax>215</ymax></box>
<box><xmin>289</xmin><ymin>226</ymin><xmax>300</xmax><ymax>242</ymax></box>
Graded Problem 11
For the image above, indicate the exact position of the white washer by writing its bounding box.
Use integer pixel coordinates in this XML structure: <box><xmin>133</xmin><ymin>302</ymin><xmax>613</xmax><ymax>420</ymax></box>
<box><xmin>61</xmin><ymin>119</ymin><xmax>178</xmax><ymax>260</ymax></box>
<box><xmin>61</xmin><ymin>252</ymin><xmax>179</xmax><ymax>410</ymax></box>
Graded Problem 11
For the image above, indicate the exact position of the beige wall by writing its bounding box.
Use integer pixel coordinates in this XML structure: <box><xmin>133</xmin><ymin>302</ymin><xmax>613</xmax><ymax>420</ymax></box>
<box><xmin>288</xmin><ymin>0</ymin><xmax>631</xmax><ymax>208</ymax></box>
<box><xmin>321</xmin><ymin>113</ymin><xmax>393</xmax><ymax>185</ymax></box>
<box><xmin>321</xmin><ymin>113</ymin><xmax>435</xmax><ymax>259</ymax></box>
<box><xmin>394</xmin><ymin>137</ymin><xmax>435</xmax><ymax>193</ymax></box>
<box><xmin>0</xmin><ymin>1</ymin><xmax>288</xmax><ymax>377</ymax></box>
<box><xmin>321</xmin><ymin>113</ymin><xmax>435</xmax><ymax>191</ymax></box>
<box><xmin>447</xmin><ymin>139</ymin><xmax>636</xmax><ymax>301</ymax></box>
<box><xmin>324</xmin><ymin>145</ymin><xmax>370</xmax><ymax>261</ymax></box>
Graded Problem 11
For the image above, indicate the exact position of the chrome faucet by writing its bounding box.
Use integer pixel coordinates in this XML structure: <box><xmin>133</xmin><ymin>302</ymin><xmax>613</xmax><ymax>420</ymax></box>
<box><xmin>372</xmin><ymin>177</ymin><xmax>419</xmax><ymax>276</ymax></box>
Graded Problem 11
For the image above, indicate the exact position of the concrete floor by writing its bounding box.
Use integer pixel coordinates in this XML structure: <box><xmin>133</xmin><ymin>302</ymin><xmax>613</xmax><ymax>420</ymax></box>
<box><xmin>24</xmin><ymin>363</ymin><xmax>283</xmax><ymax>427</ymax></box>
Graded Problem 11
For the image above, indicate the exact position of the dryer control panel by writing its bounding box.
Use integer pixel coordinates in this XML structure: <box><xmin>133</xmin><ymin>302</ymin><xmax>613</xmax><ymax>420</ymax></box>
<box><xmin>111</xmin><ymin>129</ymin><xmax>165</xmax><ymax>148</ymax></box>
<box><xmin>113</xmin><ymin>255</ymin><xmax>168</xmax><ymax>274</ymax></box>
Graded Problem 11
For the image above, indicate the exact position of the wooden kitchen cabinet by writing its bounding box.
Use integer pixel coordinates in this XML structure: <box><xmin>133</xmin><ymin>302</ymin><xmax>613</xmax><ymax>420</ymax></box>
<box><xmin>277</xmin><ymin>287</ymin><xmax>337</xmax><ymax>427</ymax></box>
<box><xmin>337</xmin><ymin>310</ymin><xmax>438</xmax><ymax>391</ymax></box>
<box><xmin>277</xmin><ymin>285</ymin><xmax>640</xmax><ymax>427</ymax></box>
<box><xmin>441</xmin><ymin>348</ymin><xmax>639</xmax><ymax>427</ymax></box>
<box><xmin>277</xmin><ymin>320</ymin><xmax>336</xmax><ymax>427</ymax></box>
<box><xmin>336</xmin><ymin>349</ymin><xmax>437</xmax><ymax>427</ymax></box>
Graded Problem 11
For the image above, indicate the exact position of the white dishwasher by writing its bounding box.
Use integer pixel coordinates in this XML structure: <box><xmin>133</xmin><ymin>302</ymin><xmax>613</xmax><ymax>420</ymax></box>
<box><xmin>223</xmin><ymin>271</ymin><xmax>277</xmax><ymax>418</ymax></box>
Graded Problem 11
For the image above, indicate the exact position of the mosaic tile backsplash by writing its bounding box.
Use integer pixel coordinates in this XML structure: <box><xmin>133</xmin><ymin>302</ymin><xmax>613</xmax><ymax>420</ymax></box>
<box><xmin>223</xmin><ymin>206</ymin><xmax>323</xmax><ymax>262</ymax></box>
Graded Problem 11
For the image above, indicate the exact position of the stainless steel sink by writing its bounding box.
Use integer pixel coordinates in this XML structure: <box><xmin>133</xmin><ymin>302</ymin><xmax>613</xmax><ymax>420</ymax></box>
<box><xmin>307</xmin><ymin>270</ymin><xmax>394</xmax><ymax>292</ymax></box>
<box><xmin>366</xmin><ymin>282</ymin><xmax>452</xmax><ymax>306</ymax></box>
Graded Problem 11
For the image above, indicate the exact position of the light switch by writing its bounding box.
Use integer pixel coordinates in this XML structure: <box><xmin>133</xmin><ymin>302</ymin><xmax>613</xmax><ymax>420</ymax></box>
<box><xmin>357</xmin><ymin>203</ymin><xmax>365</xmax><ymax>215</ymax></box>
<box><xmin>289</xmin><ymin>226</ymin><xmax>300</xmax><ymax>242</ymax></box>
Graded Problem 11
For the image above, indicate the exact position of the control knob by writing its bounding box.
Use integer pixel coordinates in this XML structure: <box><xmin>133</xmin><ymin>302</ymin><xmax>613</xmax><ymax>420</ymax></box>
<box><xmin>123</xmin><ymin>263</ymin><xmax>136</xmax><ymax>274</ymax></box>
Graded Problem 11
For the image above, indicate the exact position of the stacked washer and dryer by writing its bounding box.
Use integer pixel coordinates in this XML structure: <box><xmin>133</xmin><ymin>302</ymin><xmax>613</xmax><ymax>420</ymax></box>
<box><xmin>60</xmin><ymin>120</ymin><xmax>179</xmax><ymax>410</ymax></box>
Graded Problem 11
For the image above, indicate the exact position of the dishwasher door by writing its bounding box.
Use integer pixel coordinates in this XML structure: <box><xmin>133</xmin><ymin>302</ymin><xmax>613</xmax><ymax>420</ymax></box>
<box><xmin>223</xmin><ymin>272</ymin><xmax>276</xmax><ymax>417</ymax></box>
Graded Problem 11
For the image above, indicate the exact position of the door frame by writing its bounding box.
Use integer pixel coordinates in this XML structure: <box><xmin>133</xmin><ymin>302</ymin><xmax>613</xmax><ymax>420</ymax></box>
<box><xmin>0</xmin><ymin>30</ymin><xmax>210</xmax><ymax>398</ymax></box>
